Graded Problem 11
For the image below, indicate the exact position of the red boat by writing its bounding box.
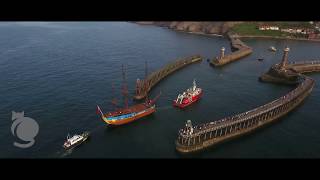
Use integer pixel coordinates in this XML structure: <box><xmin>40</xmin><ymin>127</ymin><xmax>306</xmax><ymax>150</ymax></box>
<box><xmin>173</xmin><ymin>80</ymin><xmax>202</xmax><ymax>108</ymax></box>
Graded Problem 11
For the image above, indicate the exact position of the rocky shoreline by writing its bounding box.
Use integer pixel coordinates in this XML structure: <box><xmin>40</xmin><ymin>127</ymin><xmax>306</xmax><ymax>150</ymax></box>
<box><xmin>175</xmin><ymin>30</ymin><xmax>223</xmax><ymax>37</ymax></box>
<box><xmin>134</xmin><ymin>21</ymin><xmax>241</xmax><ymax>35</ymax></box>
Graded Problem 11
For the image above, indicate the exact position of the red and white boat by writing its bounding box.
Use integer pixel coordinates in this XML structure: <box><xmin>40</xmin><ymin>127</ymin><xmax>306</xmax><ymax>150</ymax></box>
<box><xmin>173</xmin><ymin>80</ymin><xmax>203</xmax><ymax>108</ymax></box>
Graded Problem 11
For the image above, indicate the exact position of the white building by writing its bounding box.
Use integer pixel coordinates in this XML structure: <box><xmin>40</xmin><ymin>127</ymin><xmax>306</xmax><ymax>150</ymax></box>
<box><xmin>258</xmin><ymin>25</ymin><xmax>279</xmax><ymax>31</ymax></box>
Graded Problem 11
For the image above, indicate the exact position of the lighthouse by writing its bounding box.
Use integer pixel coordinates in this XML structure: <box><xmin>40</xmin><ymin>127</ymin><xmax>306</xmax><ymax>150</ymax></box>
<box><xmin>220</xmin><ymin>47</ymin><xmax>225</xmax><ymax>59</ymax></box>
<box><xmin>185</xmin><ymin>120</ymin><xmax>194</xmax><ymax>135</ymax></box>
<box><xmin>280</xmin><ymin>47</ymin><xmax>290</xmax><ymax>69</ymax></box>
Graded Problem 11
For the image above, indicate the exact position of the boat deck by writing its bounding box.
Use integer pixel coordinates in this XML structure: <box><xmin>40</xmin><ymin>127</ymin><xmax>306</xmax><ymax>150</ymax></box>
<box><xmin>105</xmin><ymin>103</ymin><xmax>150</xmax><ymax>118</ymax></box>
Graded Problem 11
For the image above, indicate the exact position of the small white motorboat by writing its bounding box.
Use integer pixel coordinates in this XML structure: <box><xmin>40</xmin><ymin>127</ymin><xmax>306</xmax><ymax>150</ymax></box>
<box><xmin>269</xmin><ymin>46</ymin><xmax>277</xmax><ymax>52</ymax></box>
<box><xmin>63</xmin><ymin>131</ymin><xmax>89</xmax><ymax>150</ymax></box>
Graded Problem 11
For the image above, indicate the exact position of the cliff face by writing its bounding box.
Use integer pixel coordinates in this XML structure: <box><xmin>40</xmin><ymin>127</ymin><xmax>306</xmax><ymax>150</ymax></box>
<box><xmin>135</xmin><ymin>21</ymin><xmax>243</xmax><ymax>35</ymax></box>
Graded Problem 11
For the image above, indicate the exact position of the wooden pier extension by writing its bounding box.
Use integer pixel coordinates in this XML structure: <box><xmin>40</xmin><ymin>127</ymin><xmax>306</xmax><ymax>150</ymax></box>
<box><xmin>134</xmin><ymin>55</ymin><xmax>203</xmax><ymax>100</ymax></box>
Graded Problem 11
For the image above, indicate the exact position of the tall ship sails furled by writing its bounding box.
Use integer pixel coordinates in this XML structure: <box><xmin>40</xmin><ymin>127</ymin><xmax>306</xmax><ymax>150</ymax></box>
<box><xmin>97</xmin><ymin>63</ymin><xmax>161</xmax><ymax>126</ymax></box>
<box><xmin>173</xmin><ymin>80</ymin><xmax>202</xmax><ymax>108</ymax></box>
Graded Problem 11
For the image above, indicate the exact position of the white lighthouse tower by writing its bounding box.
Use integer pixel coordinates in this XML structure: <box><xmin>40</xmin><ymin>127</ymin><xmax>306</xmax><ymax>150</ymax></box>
<box><xmin>220</xmin><ymin>47</ymin><xmax>225</xmax><ymax>59</ymax></box>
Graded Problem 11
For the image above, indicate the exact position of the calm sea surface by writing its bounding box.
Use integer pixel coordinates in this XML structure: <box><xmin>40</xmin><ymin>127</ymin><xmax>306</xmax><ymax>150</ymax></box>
<box><xmin>1</xmin><ymin>22</ymin><xmax>320</xmax><ymax>158</ymax></box>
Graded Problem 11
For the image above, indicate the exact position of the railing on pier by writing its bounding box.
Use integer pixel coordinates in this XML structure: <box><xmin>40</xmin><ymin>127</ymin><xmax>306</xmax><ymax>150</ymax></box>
<box><xmin>288</xmin><ymin>61</ymin><xmax>320</xmax><ymax>73</ymax></box>
<box><xmin>134</xmin><ymin>55</ymin><xmax>202</xmax><ymax>100</ymax></box>
<box><xmin>176</xmin><ymin>76</ymin><xmax>315</xmax><ymax>153</ymax></box>
<box><xmin>290</xmin><ymin>60</ymin><xmax>320</xmax><ymax>65</ymax></box>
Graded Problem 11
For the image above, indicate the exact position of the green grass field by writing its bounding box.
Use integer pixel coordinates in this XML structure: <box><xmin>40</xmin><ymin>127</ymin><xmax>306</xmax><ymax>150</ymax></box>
<box><xmin>231</xmin><ymin>23</ymin><xmax>288</xmax><ymax>36</ymax></box>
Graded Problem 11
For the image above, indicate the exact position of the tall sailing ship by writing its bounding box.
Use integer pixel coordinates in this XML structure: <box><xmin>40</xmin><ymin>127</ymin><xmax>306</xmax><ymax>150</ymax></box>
<box><xmin>97</xmin><ymin>63</ymin><xmax>161</xmax><ymax>126</ymax></box>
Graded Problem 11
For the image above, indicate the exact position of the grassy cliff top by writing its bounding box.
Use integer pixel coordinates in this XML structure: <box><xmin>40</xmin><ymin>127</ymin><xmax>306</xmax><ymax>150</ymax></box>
<box><xmin>230</xmin><ymin>22</ymin><xmax>314</xmax><ymax>37</ymax></box>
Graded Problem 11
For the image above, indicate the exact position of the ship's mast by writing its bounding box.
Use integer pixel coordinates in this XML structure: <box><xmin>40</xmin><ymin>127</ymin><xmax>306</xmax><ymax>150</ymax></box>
<box><xmin>121</xmin><ymin>64</ymin><xmax>129</xmax><ymax>109</ymax></box>
<box><xmin>111</xmin><ymin>82</ymin><xmax>118</xmax><ymax>110</ymax></box>
<box><xmin>144</xmin><ymin>61</ymin><xmax>149</xmax><ymax>102</ymax></box>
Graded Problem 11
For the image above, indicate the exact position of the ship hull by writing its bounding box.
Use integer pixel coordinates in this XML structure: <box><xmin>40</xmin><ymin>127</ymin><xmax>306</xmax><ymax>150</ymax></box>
<box><xmin>173</xmin><ymin>91</ymin><xmax>203</xmax><ymax>108</ymax></box>
<box><xmin>102</xmin><ymin>105</ymin><xmax>156</xmax><ymax>125</ymax></box>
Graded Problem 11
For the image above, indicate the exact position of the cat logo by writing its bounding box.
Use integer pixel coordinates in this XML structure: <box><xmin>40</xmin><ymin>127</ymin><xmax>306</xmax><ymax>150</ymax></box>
<box><xmin>11</xmin><ymin>111</ymin><xmax>39</xmax><ymax>148</ymax></box>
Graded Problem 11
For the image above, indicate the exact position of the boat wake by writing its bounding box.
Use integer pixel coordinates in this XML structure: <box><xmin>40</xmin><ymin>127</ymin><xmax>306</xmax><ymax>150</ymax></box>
<box><xmin>53</xmin><ymin>147</ymin><xmax>73</xmax><ymax>158</ymax></box>
<box><xmin>59</xmin><ymin>149</ymin><xmax>73</xmax><ymax>157</ymax></box>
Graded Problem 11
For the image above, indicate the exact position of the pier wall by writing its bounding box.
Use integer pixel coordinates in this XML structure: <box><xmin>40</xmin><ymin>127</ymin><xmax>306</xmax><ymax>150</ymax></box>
<box><xmin>176</xmin><ymin>76</ymin><xmax>314</xmax><ymax>153</ymax></box>
<box><xmin>289</xmin><ymin>61</ymin><xmax>320</xmax><ymax>73</ymax></box>
<box><xmin>210</xmin><ymin>32</ymin><xmax>253</xmax><ymax>66</ymax></box>
<box><xmin>134</xmin><ymin>55</ymin><xmax>202</xmax><ymax>100</ymax></box>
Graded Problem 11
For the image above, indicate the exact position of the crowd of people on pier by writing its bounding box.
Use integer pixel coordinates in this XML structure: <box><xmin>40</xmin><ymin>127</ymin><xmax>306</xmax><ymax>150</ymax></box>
<box><xmin>290</xmin><ymin>60</ymin><xmax>320</xmax><ymax>65</ymax></box>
